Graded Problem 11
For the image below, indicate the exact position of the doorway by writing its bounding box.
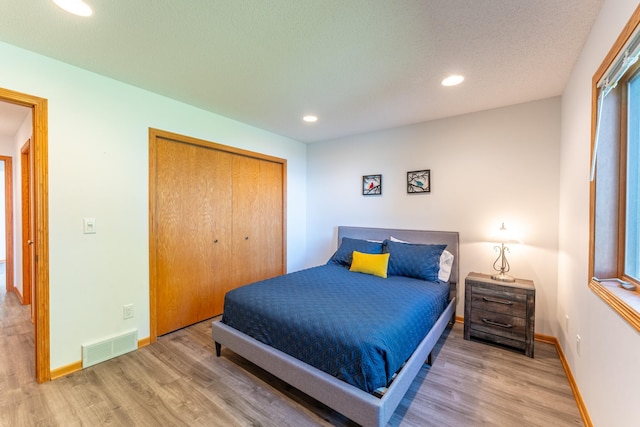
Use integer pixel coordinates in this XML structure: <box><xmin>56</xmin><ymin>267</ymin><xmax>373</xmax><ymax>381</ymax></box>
<box><xmin>0</xmin><ymin>87</ymin><xmax>49</xmax><ymax>383</ymax></box>
<box><xmin>0</xmin><ymin>157</ymin><xmax>14</xmax><ymax>297</ymax></box>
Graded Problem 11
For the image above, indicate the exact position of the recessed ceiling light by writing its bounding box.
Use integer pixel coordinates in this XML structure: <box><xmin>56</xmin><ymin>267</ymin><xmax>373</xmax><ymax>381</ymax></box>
<box><xmin>303</xmin><ymin>115</ymin><xmax>318</xmax><ymax>123</ymax></box>
<box><xmin>441</xmin><ymin>75</ymin><xmax>464</xmax><ymax>87</ymax></box>
<box><xmin>52</xmin><ymin>0</ymin><xmax>93</xmax><ymax>17</ymax></box>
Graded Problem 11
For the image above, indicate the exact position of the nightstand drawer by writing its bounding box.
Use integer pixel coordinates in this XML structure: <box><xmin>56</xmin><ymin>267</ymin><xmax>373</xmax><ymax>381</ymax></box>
<box><xmin>467</xmin><ymin>329</ymin><xmax>527</xmax><ymax>352</ymax></box>
<box><xmin>469</xmin><ymin>308</ymin><xmax>527</xmax><ymax>341</ymax></box>
<box><xmin>471</xmin><ymin>286</ymin><xmax>527</xmax><ymax>316</ymax></box>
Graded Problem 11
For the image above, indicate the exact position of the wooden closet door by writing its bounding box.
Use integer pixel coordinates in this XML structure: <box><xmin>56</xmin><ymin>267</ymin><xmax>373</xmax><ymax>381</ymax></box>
<box><xmin>231</xmin><ymin>155</ymin><xmax>284</xmax><ymax>291</ymax></box>
<box><xmin>155</xmin><ymin>138</ymin><xmax>233</xmax><ymax>336</ymax></box>
<box><xmin>253</xmin><ymin>159</ymin><xmax>284</xmax><ymax>279</ymax></box>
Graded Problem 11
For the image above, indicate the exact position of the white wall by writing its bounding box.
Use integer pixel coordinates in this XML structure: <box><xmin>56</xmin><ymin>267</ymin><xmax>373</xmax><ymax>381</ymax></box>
<box><xmin>0</xmin><ymin>160</ymin><xmax>5</xmax><ymax>261</ymax></box>
<box><xmin>0</xmin><ymin>135</ymin><xmax>11</xmax><ymax>268</ymax></box>
<box><xmin>0</xmin><ymin>135</ymin><xmax>13</xmax><ymax>292</ymax></box>
<box><xmin>0</xmin><ymin>41</ymin><xmax>308</xmax><ymax>370</ymax></box>
<box><xmin>559</xmin><ymin>1</ymin><xmax>640</xmax><ymax>426</ymax></box>
<box><xmin>0</xmin><ymin>136</ymin><xmax>12</xmax><ymax>151</ymax></box>
<box><xmin>307</xmin><ymin>97</ymin><xmax>561</xmax><ymax>336</ymax></box>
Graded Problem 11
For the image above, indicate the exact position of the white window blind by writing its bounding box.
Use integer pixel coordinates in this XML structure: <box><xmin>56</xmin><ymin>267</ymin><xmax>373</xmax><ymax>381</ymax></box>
<box><xmin>591</xmin><ymin>24</ymin><xmax>640</xmax><ymax>181</ymax></box>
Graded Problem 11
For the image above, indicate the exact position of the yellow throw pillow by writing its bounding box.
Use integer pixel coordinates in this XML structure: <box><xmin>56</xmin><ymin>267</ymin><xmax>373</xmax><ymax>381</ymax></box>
<box><xmin>349</xmin><ymin>251</ymin><xmax>390</xmax><ymax>278</ymax></box>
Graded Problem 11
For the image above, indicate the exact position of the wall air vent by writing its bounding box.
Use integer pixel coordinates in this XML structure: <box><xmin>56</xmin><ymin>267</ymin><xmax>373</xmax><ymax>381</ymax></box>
<box><xmin>82</xmin><ymin>329</ymin><xmax>138</xmax><ymax>368</ymax></box>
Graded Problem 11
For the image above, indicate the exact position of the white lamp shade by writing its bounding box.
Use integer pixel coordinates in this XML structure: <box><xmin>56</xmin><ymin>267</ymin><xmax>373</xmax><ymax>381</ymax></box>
<box><xmin>491</xmin><ymin>222</ymin><xmax>519</xmax><ymax>244</ymax></box>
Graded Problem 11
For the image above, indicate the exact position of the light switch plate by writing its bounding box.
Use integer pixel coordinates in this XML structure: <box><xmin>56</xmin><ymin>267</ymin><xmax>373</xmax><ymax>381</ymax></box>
<box><xmin>83</xmin><ymin>218</ymin><xmax>96</xmax><ymax>234</ymax></box>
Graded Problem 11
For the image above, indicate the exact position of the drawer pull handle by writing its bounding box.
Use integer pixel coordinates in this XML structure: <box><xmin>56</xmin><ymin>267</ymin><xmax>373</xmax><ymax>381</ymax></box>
<box><xmin>482</xmin><ymin>296</ymin><xmax>513</xmax><ymax>305</ymax></box>
<box><xmin>482</xmin><ymin>318</ymin><xmax>513</xmax><ymax>328</ymax></box>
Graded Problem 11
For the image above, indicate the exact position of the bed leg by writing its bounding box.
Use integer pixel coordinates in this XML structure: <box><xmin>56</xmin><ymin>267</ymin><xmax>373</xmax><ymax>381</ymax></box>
<box><xmin>215</xmin><ymin>342</ymin><xmax>221</xmax><ymax>357</ymax></box>
<box><xmin>426</xmin><ymin>351</ymin><xmax>433</xmax><ymax>366</ymax></box>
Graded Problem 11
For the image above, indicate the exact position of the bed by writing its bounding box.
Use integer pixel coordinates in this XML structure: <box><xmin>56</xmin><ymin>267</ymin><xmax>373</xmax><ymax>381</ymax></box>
<box><xmin>212</xmin><ymin>226</ymin><xmax>459</xmax><ymax>426</ymax></box>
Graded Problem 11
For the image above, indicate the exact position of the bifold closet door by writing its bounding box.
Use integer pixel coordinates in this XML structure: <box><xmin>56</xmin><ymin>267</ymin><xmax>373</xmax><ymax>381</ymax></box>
<box><xmin>230</xmin><ymin>155</ymin><xmax>284</xmax><ymax>291</ymax></box>
<box><xmin>155</xmin><ymin>138</ymin><xmax>234</xmax><ymax>336</ymax></box>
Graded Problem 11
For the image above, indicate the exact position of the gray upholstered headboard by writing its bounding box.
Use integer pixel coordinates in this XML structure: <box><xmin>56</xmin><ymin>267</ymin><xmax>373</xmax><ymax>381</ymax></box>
<box><xmin>337</xmin><ymin>226</ymin><xmax>460</xmax><ymax>286</ymax></box>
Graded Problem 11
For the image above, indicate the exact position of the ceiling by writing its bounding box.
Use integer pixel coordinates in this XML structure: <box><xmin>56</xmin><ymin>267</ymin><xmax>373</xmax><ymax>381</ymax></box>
<box><xmin>0</xmin><ymin>1</ymin><xmax>603</xmax><ymax>143</ymax></box>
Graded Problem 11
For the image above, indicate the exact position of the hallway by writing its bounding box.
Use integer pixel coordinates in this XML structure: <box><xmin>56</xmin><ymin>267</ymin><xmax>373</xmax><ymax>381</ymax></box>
<box><xmin>0</xmin><ymin>273</ymin><xmax>35</xmax><ymax>384</ymax></box>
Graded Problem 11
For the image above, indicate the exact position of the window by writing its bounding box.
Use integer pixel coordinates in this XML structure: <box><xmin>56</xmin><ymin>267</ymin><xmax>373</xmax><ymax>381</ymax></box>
<box><xmin>625</xmin><ymin>70</ymin><xmax>640</xmax><ymax>281</ymax></box>
<box><xmin>589</xmin><ymin>7</ymin><xmax>640</xmax><ymax>332</ymax></box>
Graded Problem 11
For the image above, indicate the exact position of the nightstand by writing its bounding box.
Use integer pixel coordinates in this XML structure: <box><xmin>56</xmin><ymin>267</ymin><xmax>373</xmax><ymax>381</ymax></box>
<box><xmin>464</xmin><ymin>272</ymin><xmax>535</xmax><ymax>357</ymax></box>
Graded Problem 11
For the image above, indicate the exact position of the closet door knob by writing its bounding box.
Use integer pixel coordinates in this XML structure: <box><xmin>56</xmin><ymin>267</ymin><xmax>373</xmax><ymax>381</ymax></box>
<box><xmin>28</xmin><ymin>240</ymin><xmax>34</xmax><ymax>245</ymax></box>
<box><xmin>245</xmin><ymin>236</ymin><xmax>249</xmax><ymax>240</ymax></box>
<box><xmin>214</xmin><ymin>239</ymin><xmax>218</xmax><ymax>243</ymax></box>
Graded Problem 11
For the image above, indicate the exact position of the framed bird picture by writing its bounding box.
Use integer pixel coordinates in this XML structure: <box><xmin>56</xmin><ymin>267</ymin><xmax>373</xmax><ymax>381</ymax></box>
<box><xmin>407</xmin><ymin>169</ymin><xmax>430</xmax><ymax>193</ymax></box>
<box><xmin>362</xmin><ymin>174</ymin><xmax>382</xmax><ymax>195</ymax></box>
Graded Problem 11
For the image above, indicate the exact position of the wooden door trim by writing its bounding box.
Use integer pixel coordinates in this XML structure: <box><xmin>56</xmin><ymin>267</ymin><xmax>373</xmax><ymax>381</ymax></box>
<box><xmin>20</xmin><ymin>142</ymin><xmax>28</xmax><ymax>303</ymax></box>
<box><xmin>0</xmin><ymin>156</ymin><xmax>14</xmax><ymax>294</ymax></box>
<box><xmin>0</xmin><ymin>87</ymin><xmax>49</xmax><ymax>384</ymax></box>
<box><xmin>149</xmin><ymin>128</ymin><xmax>287</xmax><ymax>164</ymax></box>
<box><xmin>20</xmin><ymin>141</ymin><xmax>33</xmax><ymax>311</ymax></box>
<box><xmin>148</xmin><ymin>128</ymin><xmax>287</xmax><ymax>343</ymax></box>
<box><xmin>148</xmin><ymin>131</ymin><xmax>158</xmax><ymax>343</ymax></box>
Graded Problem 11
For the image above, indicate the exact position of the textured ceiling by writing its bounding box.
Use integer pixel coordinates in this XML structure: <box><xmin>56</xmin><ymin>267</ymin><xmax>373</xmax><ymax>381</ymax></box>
<box><xmin>0</xmin><ymin>0</ymin><xmax>603</xmax><ymax>142</ymax></box>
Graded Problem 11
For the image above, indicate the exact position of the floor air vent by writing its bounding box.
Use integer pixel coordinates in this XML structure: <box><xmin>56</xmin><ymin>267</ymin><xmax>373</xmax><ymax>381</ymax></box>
<box><xmin>82</xmin><ymin>329</ymin><xmax>138</xmax><ymax>368</ymax></box>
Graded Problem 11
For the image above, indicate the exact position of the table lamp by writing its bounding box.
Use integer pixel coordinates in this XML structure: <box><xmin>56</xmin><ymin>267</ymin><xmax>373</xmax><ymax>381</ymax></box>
<box><xmin>491</xmin><ymin>222</ymin><xmax>518</xmax><ymax>282</ymax></box>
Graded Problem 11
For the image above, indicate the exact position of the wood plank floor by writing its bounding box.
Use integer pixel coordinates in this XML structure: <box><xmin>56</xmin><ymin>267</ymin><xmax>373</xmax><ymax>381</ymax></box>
<box><xmin>0</xmin><ymin>290</ymin><xmax>583</xmax><ymax>426</ymax></box>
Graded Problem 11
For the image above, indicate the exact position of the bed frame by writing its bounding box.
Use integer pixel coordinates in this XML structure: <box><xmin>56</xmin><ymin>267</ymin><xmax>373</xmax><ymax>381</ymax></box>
<box><xmin>212</xmin><ymin>226</ymin><xmax>459</xmax><ymax>427</ymax></box>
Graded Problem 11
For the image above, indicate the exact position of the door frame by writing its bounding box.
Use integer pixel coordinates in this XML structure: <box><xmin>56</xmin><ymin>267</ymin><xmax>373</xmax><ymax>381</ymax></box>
<box><xmin>21</xmin><ymin>141</ymin><xmax>35</xmax><ymax>322</ymax></box>
<box><xmin>0</xmin><ymin>87</ymin><xmax>50</xmax><ymax>384</ymax></box>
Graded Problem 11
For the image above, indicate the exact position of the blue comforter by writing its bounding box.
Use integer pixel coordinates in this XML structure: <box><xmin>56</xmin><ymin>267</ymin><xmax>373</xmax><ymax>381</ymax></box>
<box><xmin>221</xmin><ymin>264</ymin><xmax>450</xmax><ymax>393</ymax></box>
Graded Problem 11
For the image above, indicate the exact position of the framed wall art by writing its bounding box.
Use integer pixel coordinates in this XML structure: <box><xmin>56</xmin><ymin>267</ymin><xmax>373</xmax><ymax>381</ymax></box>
<box><xmin>362</xmin><ymin>174</ymin><xmax>382</xmax><ymax>195</ymax></box>
<box><xmin>407</xmin><ymin>169</ymin><xmax>430</xmax><ymax>193</ymax></box>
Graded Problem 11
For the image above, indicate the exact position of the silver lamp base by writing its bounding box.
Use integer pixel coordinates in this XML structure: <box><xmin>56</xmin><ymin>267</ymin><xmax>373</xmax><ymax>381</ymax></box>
<box><xmin>491</xmin><ymin>272</ymin><xmax>515</xmax><ymax>282</ymax></box>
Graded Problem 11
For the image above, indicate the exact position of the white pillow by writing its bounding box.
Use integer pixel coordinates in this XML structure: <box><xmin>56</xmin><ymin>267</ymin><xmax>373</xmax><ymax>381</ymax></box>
<box><xmin>438</xmin><ymin>249</ymin><xmax>454</xmax><ymax>282</ymax></box>
<box><xmin>389</xmin><ymin>236</ymin><xmax>454</xmax><ymax>282</ymax></box>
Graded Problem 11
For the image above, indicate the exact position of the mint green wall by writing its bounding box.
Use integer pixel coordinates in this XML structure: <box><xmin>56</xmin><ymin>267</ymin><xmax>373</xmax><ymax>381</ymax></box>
<box><xmin>0</xmin><ymin>41</ymin><xmax>307</xmax><ymax>370</ymax></box>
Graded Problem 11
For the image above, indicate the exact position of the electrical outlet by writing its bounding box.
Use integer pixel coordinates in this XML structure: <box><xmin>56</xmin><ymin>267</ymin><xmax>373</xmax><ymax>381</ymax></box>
<box><xmin>123</xmin><ymin>304</ymin><xmax>134</xmax><ymax>319</ymax></box>
<box><xmin>576</xmin><ymin>334</ymin><xmax>581</xmax><ymax>356</ymax></box>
